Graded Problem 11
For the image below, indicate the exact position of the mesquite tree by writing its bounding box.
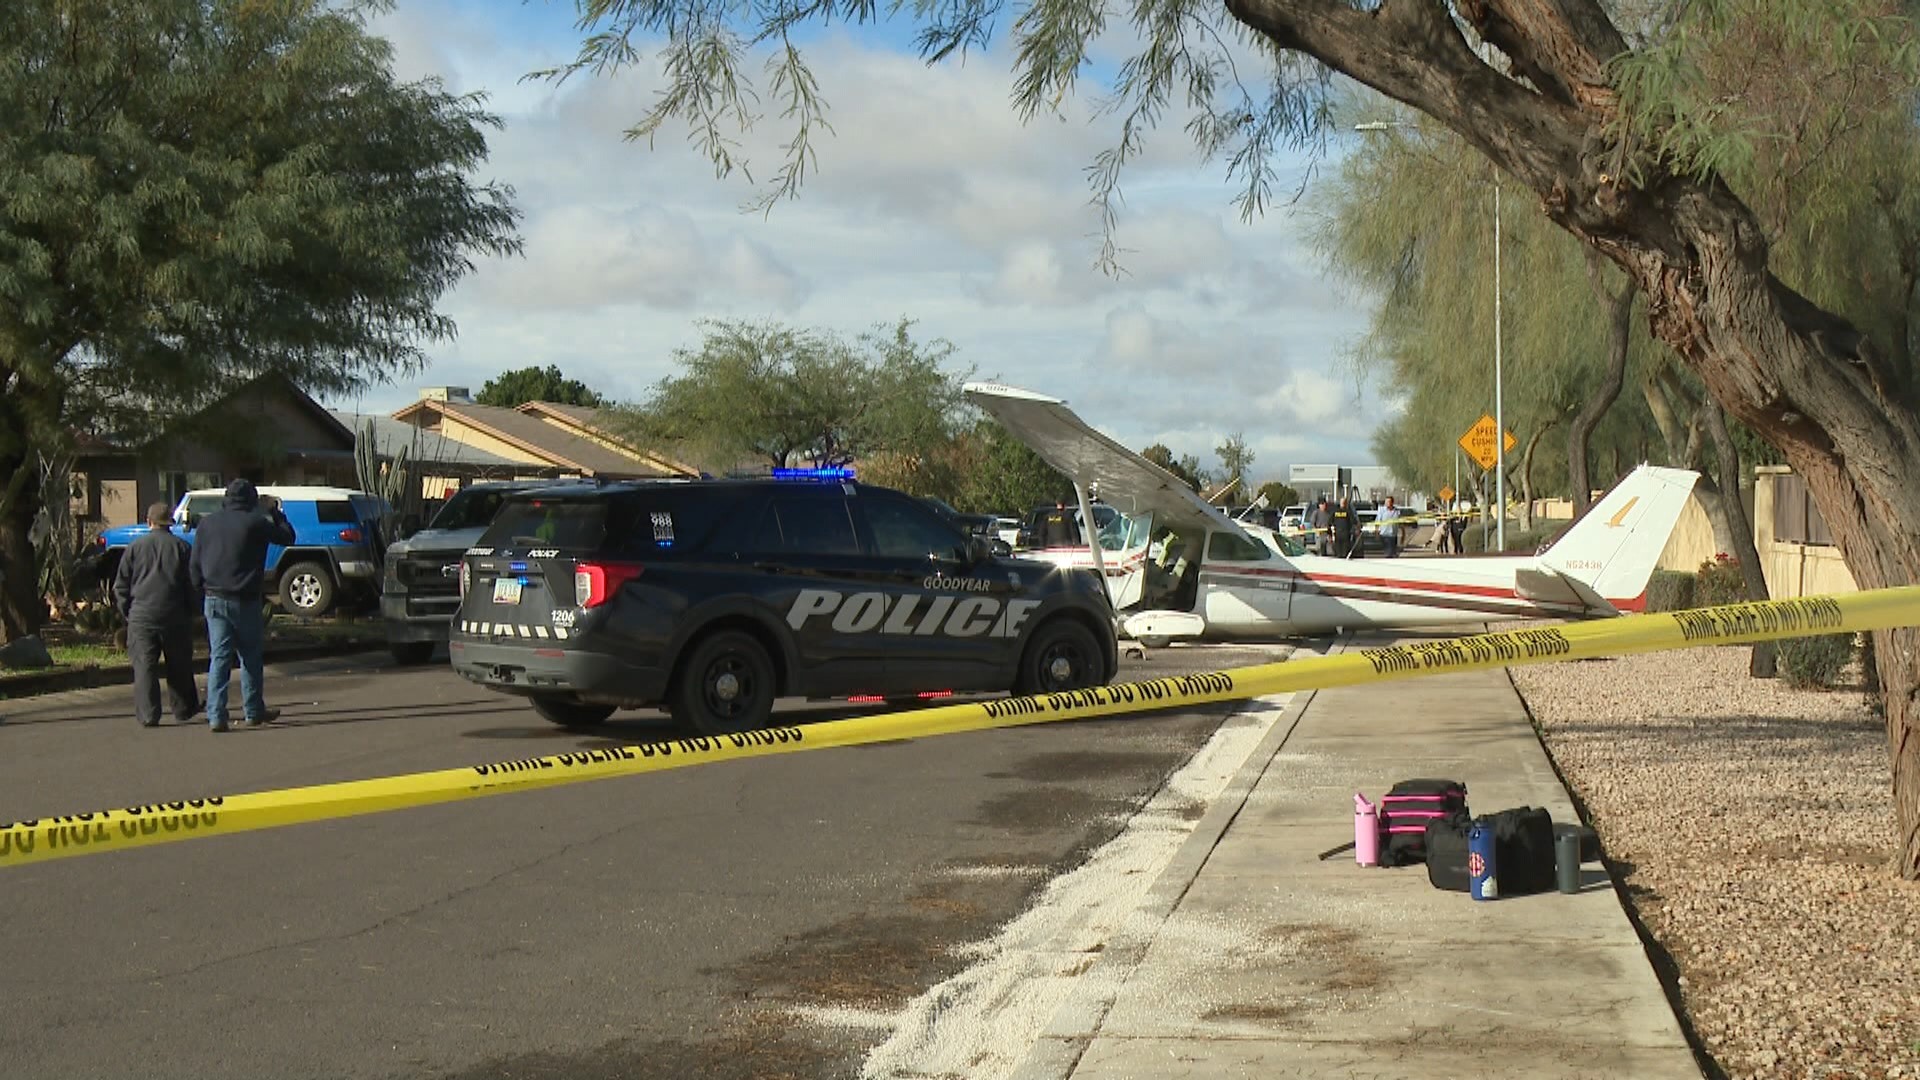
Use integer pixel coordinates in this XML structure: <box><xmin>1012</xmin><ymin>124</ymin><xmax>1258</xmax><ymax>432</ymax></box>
<box><xmin>560</xmin><ymin>0</ymin><xmax>1920</xmax><ymax>877</ymax></box>
<box><xmin>0</xmin><ymin>0</ymin><xmax>521</xmax><ymax>637</ymax></box>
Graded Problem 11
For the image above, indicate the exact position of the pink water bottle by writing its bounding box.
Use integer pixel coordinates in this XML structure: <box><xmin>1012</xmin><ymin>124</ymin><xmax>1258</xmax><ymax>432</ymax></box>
<box><xmin>1354</xmin><ymin>793</ymin><xmax>1380</xmax><ymax>866</ymax></box>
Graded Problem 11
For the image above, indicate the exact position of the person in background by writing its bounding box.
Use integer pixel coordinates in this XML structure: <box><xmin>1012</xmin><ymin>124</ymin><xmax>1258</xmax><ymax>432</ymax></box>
<box><xmin>1332</xmin><ymin>491</ymin><xmax>1359</xmax><ymax>559</ymax></box>
<box><xmin>1450</xmin><ymin>499</ymin><xmax>1472</xmax><ymax>554</ymax></box>
<box><xmin>113</xmin><ymin>501</ymin><xmax>201</xmax><ymax>727</ymax></box>
<box><xmin>1376</xmin><ymin>495</ymin><xmax>1403</xmax><ymax>558</ymax></box>
<box><xmin>1428</xmin><ymin>499</ymin><xmax>1451</xmax><ymax>553</ymax></box>
<box><xmin>1308</xmin><ymin>496</ymin><xmax>1333</xmax><ymax>555</ymax></box>
<box><xmin>190</xmin><ymin>480</ymin><xmax>296</xmax><ymax>732</ymax></box>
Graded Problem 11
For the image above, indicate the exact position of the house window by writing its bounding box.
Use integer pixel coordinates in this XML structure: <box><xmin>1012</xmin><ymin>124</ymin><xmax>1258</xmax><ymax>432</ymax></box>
<box><xmin>1772</xmin><ymin>471</ymin><xmax>1834</xmax><ymax>546</ymax></box>
<box><xmin>159</xmin><ymin>471</ymin><xmax>223</xmax><ymax>509</ymax></box>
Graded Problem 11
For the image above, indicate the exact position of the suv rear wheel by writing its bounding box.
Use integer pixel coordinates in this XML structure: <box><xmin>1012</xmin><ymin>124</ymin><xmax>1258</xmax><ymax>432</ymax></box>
<box><xmin>1015</xmin><ymin>619</ymin><xmax>1104</xmax><ymax>696</ymax></box>
<box><xmin>532</xmin><ymin>696</ymin><xmax>616</xmax><ymax>728</ymax></box>
<box><xmin>279</xmin><ymin>561</ymin><xmax>336</xmax><ymax>616</ymax></box>
<box><xmin>671</xmin><ymin>630</ymin><xmax>776</xmax><ymax>736</ymax></box>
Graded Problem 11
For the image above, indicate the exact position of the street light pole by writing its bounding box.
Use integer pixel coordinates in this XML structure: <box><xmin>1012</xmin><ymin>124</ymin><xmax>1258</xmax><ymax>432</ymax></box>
<box><xmin>1493</xmin><ymin>176</ymin><xmax>1505</xmax><ymax>551</ymax></box>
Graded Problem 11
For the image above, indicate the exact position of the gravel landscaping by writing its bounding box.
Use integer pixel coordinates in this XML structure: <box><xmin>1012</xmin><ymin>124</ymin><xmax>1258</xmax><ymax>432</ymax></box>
<box><xmin>1512</xmin><ymin>646</ymin><xmax>1920</xmax><ymax>1080</ymax></box>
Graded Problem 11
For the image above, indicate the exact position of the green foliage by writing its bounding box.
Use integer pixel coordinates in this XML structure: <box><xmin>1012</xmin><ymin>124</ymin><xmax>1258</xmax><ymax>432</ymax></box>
<box><xmin>1694</xmin><ymin>553</ymin><xmax>1748</xmax><ymax>606</ymax></box>
<box><xmin>1645</xmin><ymin>570</ymin><xmax>1697</xmax><ymax>612</ymax></box>
<box><xmin>1776</xmin><ymin>633</ymin><xmax>1858</xmax><ymax>690</ymax></box>
<box><xmin>959</xmin><ymin>421</ymin><xmax>1073</xmax><ymax>515</ymax></box>
<box><xmin>618</xmin><ymin>318</ymin><xmax>967</xmax><ymax>472</ymax></box>
<box><xmin>0</xmin><ymin>0</ymin><xmax>521</xmax><ymax>635</ymax></box>
<box><xmin>354</xmin><ymin>421</ymin><xmax>414</xmax><ymax>547</ymax></box>
<box><xmin>1459</xmin><ymin>523</ymin><xmax>1558</xmax><ymax>554</ymax></box>
<box><xmin>1315</xmin><ymin>118</ymin><xmax>1666</xmax><ymax>497</ymax></box>
<box><xmin>1257</xmin><ymin>481</ymin><xmax>1300</xmax><ymax>509</ymax></box>
<box><xmin>476</xmin><ymin>366</ymin><xmax>608</xmax><ymax>408</ymax></box>
<box><xmin>1142</xmin><ymin>444</ymin><xmax>1205</xmax><ymax>492</ymax></box>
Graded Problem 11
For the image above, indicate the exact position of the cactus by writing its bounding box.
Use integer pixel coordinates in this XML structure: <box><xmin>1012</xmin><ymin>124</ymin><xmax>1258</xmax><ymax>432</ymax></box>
<box><xmin>354</xmin><ymin>421</ymin><xmax>418</xmax><ymax>548</ymax></box>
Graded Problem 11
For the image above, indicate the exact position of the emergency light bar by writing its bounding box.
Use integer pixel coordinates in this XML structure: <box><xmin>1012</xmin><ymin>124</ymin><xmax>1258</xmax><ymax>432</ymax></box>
<box><xmin>772</xmin><ymin>466</ymin><xmax>856</xmax><ymax>482</ymax></box>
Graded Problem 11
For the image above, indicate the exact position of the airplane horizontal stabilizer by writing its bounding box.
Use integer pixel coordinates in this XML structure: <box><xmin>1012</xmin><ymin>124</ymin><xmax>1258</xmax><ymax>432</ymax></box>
<box><xmin>1513</xmin><ymin>567</ymin><xmax>1619</xmax><ymax>617</ymax></box>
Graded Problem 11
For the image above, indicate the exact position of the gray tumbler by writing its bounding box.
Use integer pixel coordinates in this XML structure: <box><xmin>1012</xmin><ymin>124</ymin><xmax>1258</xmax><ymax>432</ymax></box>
<box><xmin>1555</xmin><ymin>828</ymin><xmax>1582</xmax><ymax>894</ymax></box>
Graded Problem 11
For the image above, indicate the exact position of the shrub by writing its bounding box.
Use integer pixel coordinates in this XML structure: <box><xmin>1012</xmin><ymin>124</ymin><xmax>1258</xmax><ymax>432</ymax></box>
<box><xmin>1645</xmin><ymin>570</ymin><xmax>1696</xmax><ymax>612</ymax></box>
<box><xmin>1694</xmin><ymin>553</ymin><xmax>1747</xmax><ymax>607</ymax></box>
<box><xmin>1460</xmin><ymin>524</ymin><xmax>1559</xmax><ymax>554</ymax></box>
<box><xmin>1776</xmin><ymin>633</ymin><xmax>1856</xmax><ymax>690</ymax></box>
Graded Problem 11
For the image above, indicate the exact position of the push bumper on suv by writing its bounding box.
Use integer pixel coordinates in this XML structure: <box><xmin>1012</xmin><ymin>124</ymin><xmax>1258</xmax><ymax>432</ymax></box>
<box><xmin>448</xmin><ymin>637</ymin><xmax>671</xmax><ymax>706</ymax></box>
<box><xmin>382</xmin><ymin>550</ymin><xmax>468</xmax><ymax>644</ymax></box>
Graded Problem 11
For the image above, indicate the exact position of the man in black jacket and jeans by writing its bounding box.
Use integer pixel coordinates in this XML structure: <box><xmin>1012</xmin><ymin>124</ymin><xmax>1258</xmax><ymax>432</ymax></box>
<box><xmin>114</xmin><ymin>501</ymin><xmax>201</xmax><ymax>727</ymax></box>
<box><xmin>190</xmin><ymin>480</ymin><xmax>296</xmax><ymax>732</ymax></box>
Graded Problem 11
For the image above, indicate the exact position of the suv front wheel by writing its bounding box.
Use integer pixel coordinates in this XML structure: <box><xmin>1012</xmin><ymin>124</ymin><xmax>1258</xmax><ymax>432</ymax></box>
<box><xmin>671</xmin><ymin>630</ymin><xmax>776</xmax><ymax>736</ymax></box>
<box><xmin>279</xmin><ymin>561</ymin><xmax>337</xmax><ymax>616</ymax></box>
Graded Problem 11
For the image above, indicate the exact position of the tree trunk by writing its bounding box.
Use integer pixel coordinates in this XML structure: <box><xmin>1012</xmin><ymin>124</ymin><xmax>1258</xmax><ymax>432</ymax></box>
<box><xmin>0</xmin><ymin>409</ymin><xmax>50</xmax><ymax>640</ymax></box>
<box><xmin>1569</xmin><ymin>254</ymin><xmax>1635</xmax><ymax>513</ymax></box>
<box><xmin>1220</xmin><ymin>0</ymin><xmax>1920</xmax><ymax>876</ymax></box>
<box><xmin>1519</xmin><ymin>422</ymin><xmax>1553</xmax><ymax>531</ymax></box>
<box><xmin>1703</xmin><ymin>404</ymin><xmax>1777</xmax><ymax>678</ymax></box>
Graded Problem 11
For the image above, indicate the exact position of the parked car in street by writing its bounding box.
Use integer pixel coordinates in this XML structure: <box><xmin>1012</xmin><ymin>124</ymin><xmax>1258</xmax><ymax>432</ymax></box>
<box><xmin>93</xmin><ymin>486</ymin><xmax>387</xmax><ymax>617</ymax></box>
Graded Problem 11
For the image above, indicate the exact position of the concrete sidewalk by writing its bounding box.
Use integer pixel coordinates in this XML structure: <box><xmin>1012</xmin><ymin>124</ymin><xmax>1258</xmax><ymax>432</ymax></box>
<box><xmin>1015</xmin><ymin>635</ymin><xmax>1702</xmax><ymax>1079</ymax></box>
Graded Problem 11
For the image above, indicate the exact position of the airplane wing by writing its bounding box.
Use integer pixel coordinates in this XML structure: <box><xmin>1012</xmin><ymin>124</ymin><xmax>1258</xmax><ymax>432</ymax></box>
<box><xmin>963</xmin><ymin>382</ymin><xmax>1251</xmax><ymax>539</ymax></box>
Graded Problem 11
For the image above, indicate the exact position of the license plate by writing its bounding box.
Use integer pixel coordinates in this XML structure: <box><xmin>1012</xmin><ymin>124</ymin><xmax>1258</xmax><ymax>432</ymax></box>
<box><xmin>492</xmin><ymin>577</ymin><xmax>523</xmax><ymax>605</ymax></box>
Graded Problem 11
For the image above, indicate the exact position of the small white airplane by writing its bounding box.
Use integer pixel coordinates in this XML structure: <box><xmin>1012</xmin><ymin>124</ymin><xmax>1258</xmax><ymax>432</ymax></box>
<box><xmin>964</xmin><ymin>381</ymin><xmax>1700</xmax><ymax>644</ymax></box>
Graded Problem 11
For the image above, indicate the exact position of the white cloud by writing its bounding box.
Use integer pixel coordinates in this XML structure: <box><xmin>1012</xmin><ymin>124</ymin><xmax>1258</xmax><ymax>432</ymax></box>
<box><xmin>347</xmin><ymin>4</ymin><xmax>1393</xmax><ymax>475</ymax></box>
<box><xmin>475</xmin><ymin>205</ymin><xmax>808</xmax><ymax>312</ymax></box>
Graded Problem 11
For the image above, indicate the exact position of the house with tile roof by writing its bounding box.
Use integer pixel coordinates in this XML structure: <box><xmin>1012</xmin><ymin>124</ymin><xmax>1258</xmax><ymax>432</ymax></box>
<box><xmin>387</xmin><ymin>388</ymin><xmax>699</xmax><ymax>482</ymax></box>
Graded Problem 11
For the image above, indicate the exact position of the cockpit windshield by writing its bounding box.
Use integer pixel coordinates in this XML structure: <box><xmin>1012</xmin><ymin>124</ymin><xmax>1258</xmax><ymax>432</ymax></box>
<box><xmin>1099</xmin><ymin>509</ymin><xmax>1152</xmax><ymax>552</ymax></box>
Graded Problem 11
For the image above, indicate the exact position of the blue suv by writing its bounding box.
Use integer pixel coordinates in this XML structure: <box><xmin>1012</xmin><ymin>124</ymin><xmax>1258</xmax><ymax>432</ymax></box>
<box><xmin>92</xmin><ymin>486</ymin><xmax>388</xmax><ymax>617</ymax></box>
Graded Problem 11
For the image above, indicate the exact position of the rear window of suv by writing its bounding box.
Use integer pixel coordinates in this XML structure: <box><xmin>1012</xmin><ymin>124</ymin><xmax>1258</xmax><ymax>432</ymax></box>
<box><xmin>479</xmin><ymin>486</ymin><xmax>757</xmax><ymax>558</ymax></box>
<box><xmin>483</xmin><ymin>499</ymin><xmax>609</xmax><ymax>551</ymax></box>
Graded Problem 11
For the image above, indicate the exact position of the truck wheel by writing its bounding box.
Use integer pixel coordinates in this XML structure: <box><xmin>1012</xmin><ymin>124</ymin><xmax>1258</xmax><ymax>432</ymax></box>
<box><xmin>670</xmin><ymin>630</ymin><xmax>776</xmax><ymax>736</ymax></box>
<box><xmin>279</xmin><ymin>561</ymin><xmax>336</xmax><ymax>616</ymax></box>
<box><xmin>531</xmin><ymin>697</ymin><xmax>616</xmax><ymax>728</ymax></box>
<box><xmin>389</xmin><ymin>641</ymin><xmax>436</xmax><ymax>666</ymax></box>
<box><xmin>1016</xmin><ymin>619</ymin><xmax>1104</xmax><ymax>696</ymax></box>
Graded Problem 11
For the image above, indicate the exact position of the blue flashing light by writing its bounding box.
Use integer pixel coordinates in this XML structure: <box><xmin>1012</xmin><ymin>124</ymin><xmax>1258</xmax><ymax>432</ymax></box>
<box><xmin>509</xmin><ymin>561</ymin><xmax>528</xmax><ymax>572</ymax></box>
<box><xmin>772</xmin><ymin>466</ymin><xmax>857</xmax><ymax>482</ymax></box>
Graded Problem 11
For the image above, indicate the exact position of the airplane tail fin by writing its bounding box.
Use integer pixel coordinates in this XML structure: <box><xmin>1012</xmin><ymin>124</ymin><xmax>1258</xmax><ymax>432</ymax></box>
<box><xmin>1534</xmin><ymin>464</ymin><xmax>1700</xmax><ymax>612</ymax></box>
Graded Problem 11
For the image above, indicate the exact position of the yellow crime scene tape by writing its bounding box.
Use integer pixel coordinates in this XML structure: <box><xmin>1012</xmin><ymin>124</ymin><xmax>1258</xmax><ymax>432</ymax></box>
<box><xmin>4</xmin><ymin>587</ymin><xmax>1916</xmax><ymax>869</ymax></box>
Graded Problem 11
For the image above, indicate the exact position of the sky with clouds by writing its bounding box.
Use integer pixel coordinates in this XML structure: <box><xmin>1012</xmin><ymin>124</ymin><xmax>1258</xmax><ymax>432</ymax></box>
<box><xmin>345</xmin><ymin>0</ymin><xmax>1392</xmax><ymax>487</ymax></box>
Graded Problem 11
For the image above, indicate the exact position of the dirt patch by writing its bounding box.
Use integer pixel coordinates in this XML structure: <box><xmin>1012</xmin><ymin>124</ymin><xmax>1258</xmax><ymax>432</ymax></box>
<box><xmin>438</xmin><ymin>1013</ymin><xmax>858</xmax><ymax>1080</ymax></box>
<box><xmin>1260</xmin><ymin>923</ymin><xmax>1388</xmax><ymax>994</ymax></box>
<box><xmin>969</xmin><ymin>786</ymin><xmax>1113</xmax><ymax>832</ymax></box>
<box><xmin>985</xmin><ymin>751</ymin><xmax>1176</xmax><ymax>783</ymax></box>
<box><xmin>723</xmin><ymin>875</ymin><xmax>1030</xmax><ymax>1012</ymax></box>
<box><xmin>1202</xmin><ymin>1001</ymin><xmax>1310</xmax><ymax>1024</ymax></box>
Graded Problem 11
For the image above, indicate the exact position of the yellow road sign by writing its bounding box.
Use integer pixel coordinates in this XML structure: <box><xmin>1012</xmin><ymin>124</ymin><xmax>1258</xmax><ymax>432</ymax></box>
<box><xmin>1458</xmin><ymin>414</ymin><xmax>1517</xmax><ymax>470</ymax></box>
<box><xmin>1438</xmin><ymin>484</ymin><xmax>1455</xmax><ymax>504</ymax></box>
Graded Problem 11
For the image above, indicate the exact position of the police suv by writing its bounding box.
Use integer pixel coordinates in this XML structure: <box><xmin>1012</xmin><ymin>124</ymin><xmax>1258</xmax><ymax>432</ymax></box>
<box><xmin>448</xmin><ymin>472</ymin><xmax>1119</xmax><ymax>734</ymax></box>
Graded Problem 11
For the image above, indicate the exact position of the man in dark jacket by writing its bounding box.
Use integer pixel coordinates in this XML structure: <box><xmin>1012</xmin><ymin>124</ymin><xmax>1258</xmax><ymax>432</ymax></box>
<box><xmin>1331</xmin><ymin>492</ymin><xmax>1359</xmax><ymax>560</ymax></box>
<box><xmin>189</xmin><ymin>480</ymin><xmax>296</xmax><ymax>732</ymax></box>
<box><xmin>114</xmin><ymin>501</ymin><xmax>201</xmax><ymax>727</ymax></box>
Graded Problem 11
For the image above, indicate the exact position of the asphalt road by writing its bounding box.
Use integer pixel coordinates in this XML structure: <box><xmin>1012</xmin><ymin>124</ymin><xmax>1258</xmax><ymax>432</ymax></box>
<box><xmin>0</xmin><ymin>642</ymin><xmax>1292</xmax><ymax>1080</ymax></box>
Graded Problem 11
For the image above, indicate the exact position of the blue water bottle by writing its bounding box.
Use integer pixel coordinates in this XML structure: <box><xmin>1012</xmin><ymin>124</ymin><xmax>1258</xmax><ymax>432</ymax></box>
<box><xmin>1468</xmin><ymin>818</ymin><xmax>1499</xmax><ymax>901</ymax></box>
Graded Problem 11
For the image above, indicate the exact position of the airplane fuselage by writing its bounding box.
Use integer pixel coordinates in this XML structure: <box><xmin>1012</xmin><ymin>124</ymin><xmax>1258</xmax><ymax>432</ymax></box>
<box><xmin>1195</xmin><ymin>550</ymin><xmax>1596</xmax><ymax>637</ymax></box>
